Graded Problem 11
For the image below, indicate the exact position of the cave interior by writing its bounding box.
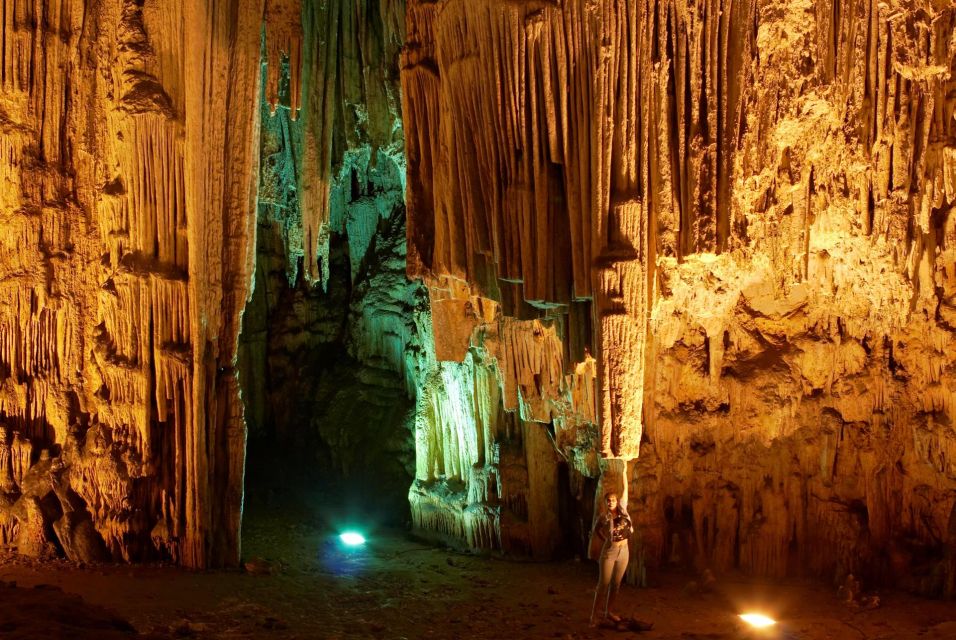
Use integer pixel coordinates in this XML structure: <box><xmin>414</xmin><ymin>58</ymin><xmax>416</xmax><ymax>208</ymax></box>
<box><xmin>1</xmin><ymin>0</ymin><xmax>956</xmax><ymax>637</ymax></box>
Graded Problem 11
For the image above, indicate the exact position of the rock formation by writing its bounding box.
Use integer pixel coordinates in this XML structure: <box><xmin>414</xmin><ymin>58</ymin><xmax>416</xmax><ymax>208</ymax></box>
<box><xmin>3</xmin><ymin>0</ymin><xmax>956</xmax><ymax>598</ymax></box>
<box><xmin>239</xmin><ymin>0</ymin><xmax>421</xmax><ymax>517</ymax></box>
<box><xmin>401</xmin><ymin>0</ymin><xmax>956</xmax><ymax>594</ymax></box>
<box><xmin>0</xmin><ymin>0</ymin><xmax>272</xmax><ymax>568</ymax></box>
<box><xmin>0</xmin><ymin>0</ymin><xmax>414</xmax><ymax>567</ymax></box>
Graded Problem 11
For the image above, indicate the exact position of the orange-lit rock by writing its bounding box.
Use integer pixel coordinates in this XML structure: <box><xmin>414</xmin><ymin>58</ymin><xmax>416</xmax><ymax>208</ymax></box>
<box><xmin>402</xmin><ymin>0</ymin><xmax>956</xmax><ymax>593</ymax></box>
<box><xmin>2</xmin><ymin>0</ymin><xmax>955</xmax><ymax>597</ymax></box>
<box><xmin>0</xmin><ymin>0</ymin><xmax>289</xmax><ymax>567</ymax></box>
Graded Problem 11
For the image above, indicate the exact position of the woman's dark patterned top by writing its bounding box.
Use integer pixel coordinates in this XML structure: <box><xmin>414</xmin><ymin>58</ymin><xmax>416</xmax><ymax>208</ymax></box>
<box><xmin>594</xmin><ymin>510</ymin><xmax>633</xmax><ymax>543</ymax></box>
<box><xmin>609</xmin><ymin>512</ymin><xmax>633</xmax><ymax>542</ymax></box>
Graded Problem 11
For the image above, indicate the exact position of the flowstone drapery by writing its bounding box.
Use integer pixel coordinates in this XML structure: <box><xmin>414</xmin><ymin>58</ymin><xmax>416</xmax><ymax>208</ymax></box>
<box><xmin>401</xmin><ymin>0</ymin><xmax>956</xmax><ymax>594</ymax></box>
<box><xmin>0</xmin><ymin>0</ymin><xmax>301</xmax><ymax>568</ymax></box>
<box><xmin>4</xmin><ymin>0</ymin><xmax>956</xmax><ymax>596</ymax></box>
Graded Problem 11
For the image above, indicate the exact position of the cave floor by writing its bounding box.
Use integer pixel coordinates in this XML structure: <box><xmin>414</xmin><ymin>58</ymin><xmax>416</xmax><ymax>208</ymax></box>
<box><xmin>0</xmin><ymin>499</ymin><xmax>954</xmax><ymax>640</ymax></box>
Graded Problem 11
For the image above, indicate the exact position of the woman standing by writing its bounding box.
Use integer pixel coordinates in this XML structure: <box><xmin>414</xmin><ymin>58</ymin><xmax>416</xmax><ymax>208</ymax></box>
<box><xmin>588</xmin><ymin>482</ymin><xmax>633</xmax><ymax>626</ymax></box>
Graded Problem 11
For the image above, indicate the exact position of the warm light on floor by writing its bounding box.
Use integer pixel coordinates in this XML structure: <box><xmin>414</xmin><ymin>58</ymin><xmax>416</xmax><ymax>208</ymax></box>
<box><xmin>339</xmin><ymin>532</ymin><xmax>366</xmax><ymax>546</ymax></box>
<box><xmin>739</xmin><ymin>613</ymin><xmax>776</xmax><ymax>628</ymax></box>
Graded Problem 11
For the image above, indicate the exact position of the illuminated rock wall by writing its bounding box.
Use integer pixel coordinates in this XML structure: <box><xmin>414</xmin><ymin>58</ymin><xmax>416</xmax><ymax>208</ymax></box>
<box><xmin>402</xmin><ymin>0</ymin><xmax>956</xmax><ymax>593</ymax></box>
<box><xmin>0</xmin><ymin>0</ymin><xmax>295</xmax><ymax>568</ymax></box>
<box><xmin>0</xmin><ymin>0</ymin><xmax>415</xmax><ymax>566</ymax></box>
<box><xmin>4</xmin><ymin>0</ymin><xmax>954</xmax><ymax>591</ymax></box>
<box><xmin>407</xmin><ymin>276</ymin><xmax>601</xmax><ymax>557</ymax></box>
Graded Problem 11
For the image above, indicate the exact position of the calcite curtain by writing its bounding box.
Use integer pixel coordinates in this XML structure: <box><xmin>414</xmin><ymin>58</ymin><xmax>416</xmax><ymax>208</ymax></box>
<box><xmin>401</xmin><ymin>0</ymin><xmax>956</xmax><ymax>590</ymax></box>
<box><xmin>4</xmin><ymin>0</ymin><xmax>956</xmax><ymax>592</ymax></box>
<box><xmin>0</xmin><ymin>0</ymin><xmax>272</xmax><ymax>567</ymax></box>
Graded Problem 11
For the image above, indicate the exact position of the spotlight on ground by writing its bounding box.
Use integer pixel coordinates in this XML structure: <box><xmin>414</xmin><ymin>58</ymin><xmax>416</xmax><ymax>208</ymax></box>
<box><xmin>739</xmin><ymin>613</ymin><xmax>776</xmax><ymax>629</ymax></box>
<box><xmin>339</xmin><ymin>531</ymin><xmax>366</xmax><ymax>546</ymax></box>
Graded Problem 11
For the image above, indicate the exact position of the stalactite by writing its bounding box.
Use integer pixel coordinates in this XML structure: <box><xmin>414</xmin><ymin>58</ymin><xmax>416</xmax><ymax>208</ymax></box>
<box><xmin>403</xmin><ymin>0</ymin><xmax>956</xmax><ymax>592</ymax></box>
<box><xmin>181</xmin><ymin>0</ymin><xmax>263</xmax><ymax>568</ymax></box>
<box><xmin>407</xmin><ymin>274</ymin><xmax>596</xmax><ymax>555</ymax></box>
<box><xmin>10</xmin><ymin>432</ymin><xmax>31</xmax><ymax>487</ymax></box>
<box><xmin>0</xmin><ymin>0</ymin><xmax>266</xmax><ymax>567</ymax></box>
<box><xmin>264</xmin><ymin>0</ymin><xmax>303</xmax><ymax>118</ymax></box>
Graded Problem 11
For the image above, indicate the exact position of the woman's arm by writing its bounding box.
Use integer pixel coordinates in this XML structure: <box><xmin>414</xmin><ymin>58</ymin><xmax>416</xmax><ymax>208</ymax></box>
<box><xmin>621</xmin><ymin>462</ymin><xmax>629</xmax><ymax>510</ymax></box>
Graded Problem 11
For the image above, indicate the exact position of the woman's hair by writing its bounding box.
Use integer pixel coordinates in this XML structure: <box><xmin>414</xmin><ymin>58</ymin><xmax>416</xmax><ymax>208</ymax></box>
<box><xmin>600</xmin><ymin>491</ymin><xmax>630</xmax><ymax>519</ymax></box>
<box><xmin>601</xmin><ymin>492</ymin><xmax>619</xmax><ymax>514</ymax></box>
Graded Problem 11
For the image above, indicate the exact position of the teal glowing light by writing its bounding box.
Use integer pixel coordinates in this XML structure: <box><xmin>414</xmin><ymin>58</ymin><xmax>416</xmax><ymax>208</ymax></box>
<box><xmin>339</xmin><ymin>531</ymin><xmax>366</xmax><ymax>546</ymax></box>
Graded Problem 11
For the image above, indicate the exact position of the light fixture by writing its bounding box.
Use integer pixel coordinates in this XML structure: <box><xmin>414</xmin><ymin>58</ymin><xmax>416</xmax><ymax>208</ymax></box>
<box><xmin>739</xmin><ymin>613</ymin><xmax>776</xmax><ymax>629</ymax></box>
<box><xmin>339</xmin><ymin>531</ymin><xmax>366</xmax><ymax>546</ymax></box>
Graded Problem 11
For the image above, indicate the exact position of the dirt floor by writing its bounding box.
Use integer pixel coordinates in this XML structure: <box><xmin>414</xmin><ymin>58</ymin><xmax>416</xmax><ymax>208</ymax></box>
<box><xmin>0</xmin><ymin>495</ymin><xmax>954</xmax><ymax>639</ymax></box>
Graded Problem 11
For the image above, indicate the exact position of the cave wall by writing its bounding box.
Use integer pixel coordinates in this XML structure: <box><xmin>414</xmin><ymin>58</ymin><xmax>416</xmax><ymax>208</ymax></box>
<box><xmin>237</xmin><ymin>0</ymin><xmax>425</xmax><ymax>517</ymax></box>
<box><xmin>4</xmin><ymin>0</ymin><xmax>955</xmax><ymax>591</ymax></box>
<box><xmin>0</xmin><ymin>0</ymin><xmax>301</xmax><ymax>567</ymax></box>
<box><xmin>0</xmin><ymin>0</ymin><xmax>426</xmax><ymax>565</ymax></box>
<box><xmin>401</xmin><ymin>0</ymin><xmax>956</xmax><ymax>593</ymax></box>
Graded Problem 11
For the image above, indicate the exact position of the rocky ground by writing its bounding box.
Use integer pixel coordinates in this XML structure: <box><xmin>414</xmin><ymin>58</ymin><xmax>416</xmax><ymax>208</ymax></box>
<box><xmin>0</xmin><ymin>493</ymin><xmax>954</xmax><ymax>639</ymax></box>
